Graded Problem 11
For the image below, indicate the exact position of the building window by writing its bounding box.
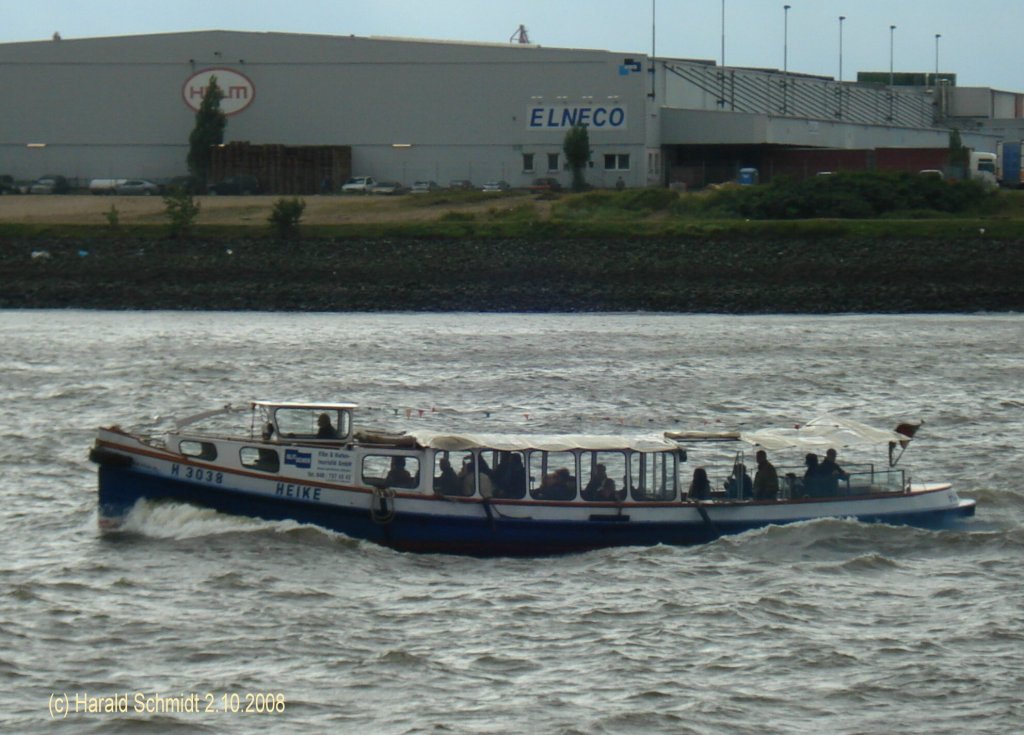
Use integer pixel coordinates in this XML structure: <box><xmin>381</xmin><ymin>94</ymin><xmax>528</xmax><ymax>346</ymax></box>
<box><xmin>648</xmin><ymin>150</ymin><xmax>661</xmax><ymax>175</ymax></box>
<box><xmin>547</xmin><ymin>153</ymin><xmax>560</xmax><ymax>172</ymax></box>
<box><xmin>522</xmin><ymin>153</ymin><xmax>535</xmax><ymax>172</ymax></box>
<box><xmin>604</xmin><ymin>154</ymin><xmax>631</xmax><ymax>171</ymax></box>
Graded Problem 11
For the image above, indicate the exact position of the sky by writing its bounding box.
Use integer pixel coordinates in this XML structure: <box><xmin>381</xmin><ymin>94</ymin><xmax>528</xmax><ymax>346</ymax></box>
<box><xmin>4</xmin><ymin>1</ymin><xmax>1023</xmax><ymax>92</ymax></box>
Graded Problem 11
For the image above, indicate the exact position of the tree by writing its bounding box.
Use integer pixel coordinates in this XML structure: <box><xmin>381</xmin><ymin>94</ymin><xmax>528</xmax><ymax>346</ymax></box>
<box><xmin>163</xmin><ymin>188</ymin><xmax>201</xmax><ymax>238</ymax></box>
<box><xmin>187</xmin><ymin>76</ymin><xmax>226</xmax><ymax>190</ymax></box>
<box><xmin>563</xmin><ymin>124</ymin><xmax>591</xmax><ymax>192</ymax></box>
<box><xmin>268</xmin><ymin>198</ymin><xmax>306</xmax><ymax>239</ymax></box>
<box><xmin>947</xmin><ymin>128</ymin><xmax>969</xmax><ymax>179</ymax></box>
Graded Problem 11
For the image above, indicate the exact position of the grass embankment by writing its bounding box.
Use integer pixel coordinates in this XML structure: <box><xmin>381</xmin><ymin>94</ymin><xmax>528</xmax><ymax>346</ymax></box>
<box><xmin>2</xmin><ymin>180</ymin><xmax>1024</xmax><ymax>312</ymax></box>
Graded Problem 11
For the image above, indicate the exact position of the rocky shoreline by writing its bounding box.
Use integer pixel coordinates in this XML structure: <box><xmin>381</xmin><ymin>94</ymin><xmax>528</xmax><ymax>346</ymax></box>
<box><xmin>2</xmin><ymin>234</ymin><xmax>1022</xmax><ymax>312</ymax></box>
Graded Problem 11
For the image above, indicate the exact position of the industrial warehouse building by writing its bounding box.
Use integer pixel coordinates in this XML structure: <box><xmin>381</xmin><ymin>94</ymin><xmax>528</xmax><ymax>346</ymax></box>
<box><xmin>2</xmin><ymin>30</ymin><xmax>1023</xmax><ymax>192</ymax></box>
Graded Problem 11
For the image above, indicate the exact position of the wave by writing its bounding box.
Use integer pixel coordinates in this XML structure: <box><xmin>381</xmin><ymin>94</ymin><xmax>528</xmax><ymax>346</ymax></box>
<box><xmin>705</xmin><ymin>515</ymin><xmax>1024</xmax><ymax>562</ymax></box>
<box><xmin>111</xmin><ymin>499</ymin><xmax>360</xmax><ymax>549</ymax></box>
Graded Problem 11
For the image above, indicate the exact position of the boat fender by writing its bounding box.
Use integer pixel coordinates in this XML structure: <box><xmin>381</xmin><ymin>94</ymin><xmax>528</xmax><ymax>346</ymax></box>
<box><xmin>481</xmin><ymin>498</ymin><xmax>496</xmax><ymax>529</ymax></box>
<box><xmin>693</xmin><ymin>500</ymin><xmax>721</xmax><ymax>538</ymax></box>
<box><xmin>370</xmin><ymin>487</ymin><xmax>396</xmax><ymax>524</ymax></box>
<box><xmin>89</xmin><ymin>447</ymin><xmax>133</xmax><ymax>468</ymax></box>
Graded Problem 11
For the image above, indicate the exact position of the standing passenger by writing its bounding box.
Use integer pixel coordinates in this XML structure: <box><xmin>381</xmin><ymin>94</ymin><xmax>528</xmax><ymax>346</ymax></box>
<box><xmin>819</xmin><ymin>448</ymin><xmax>849</xmax><ymax>496</ymax></box>
<box><xmin>753</xmin><ymin>450</ymin><xmax>779</xmax><ymax>500</ymax></box>
<box><xmin>803</xmin><ymin>453</ymin><xmax>823</xmax><ymax>497</ymax></box>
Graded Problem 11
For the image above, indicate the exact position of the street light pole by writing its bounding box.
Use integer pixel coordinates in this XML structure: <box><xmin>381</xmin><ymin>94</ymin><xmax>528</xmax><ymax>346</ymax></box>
<box><xmin>838</xmin><ymin>16</ymin><xmax>845</xmax><ymax>82</ymax></box>
<box><xmin>721</xmin><ymin>0</ymin><xmax>726</xmax><ymax>68</ymax></box>
<box><xmin>783</xmin><ymin>5</ymin><xmax>790</xmax><ymax>74</ymax></box>
<box><xmin>783</xmin><ymin>4</ymin><xmax>790</xmax><ymax>114</ymax></box>
<box><xmin>889</xmin><ymin>24</ymin><xmax>896</xmax><ymax>87</ymax></box>
<box><xmin>889</xmin><ymin>24</ymin><xmax>896</xmax><ymax>121</ymax></box>
<box><xmin>838</xmin><ymin>15</ymin><xmax>846</xmax><ymax>118</ymax></box>
<box><xmin>651</xmin><ymin>0</ymin><xmax>656</xmax><ymax>59</ymax></box>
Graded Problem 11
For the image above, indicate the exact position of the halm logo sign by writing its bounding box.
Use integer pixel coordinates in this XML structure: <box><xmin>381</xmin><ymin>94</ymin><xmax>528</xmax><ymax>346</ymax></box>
<box><xmin>182</xmin><ymin>68</ymin><xmax>255</xmax><ymax>116</ymax></box>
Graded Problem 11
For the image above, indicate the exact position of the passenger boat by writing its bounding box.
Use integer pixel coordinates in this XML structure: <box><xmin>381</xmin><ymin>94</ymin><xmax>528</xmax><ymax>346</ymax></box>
<box><xmin>90</xmin><ymin>402</ymin><xmax>975</xmax><ymax>556</ymax></box>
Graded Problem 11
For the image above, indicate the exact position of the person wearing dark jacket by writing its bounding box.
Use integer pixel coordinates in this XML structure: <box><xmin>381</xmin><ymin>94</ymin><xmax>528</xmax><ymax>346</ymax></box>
<box><xmin>753</xmin><ymin>450</ymin><xmax>780</xmax><ymax>500</ymax></box>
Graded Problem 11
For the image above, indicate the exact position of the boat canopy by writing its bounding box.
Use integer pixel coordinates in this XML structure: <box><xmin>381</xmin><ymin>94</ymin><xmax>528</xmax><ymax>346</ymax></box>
<box><xmin>410</xmin><ymin>432</ymin><xmax>681</xmax><ymax>453</ymax></box>
<box><xmin>740</xmin><ymin>415</ymin><xmax>914</xmax><ymax>451</ymax></box>
<box><xmin>667</xmin><ymin>415</ymin><xmax>915</xmax><ymax>452</ymax></box>
<box><xmin>252</xmin><ymin>401</ymin><xmax>359</xmax><ymax>412</ymax></box>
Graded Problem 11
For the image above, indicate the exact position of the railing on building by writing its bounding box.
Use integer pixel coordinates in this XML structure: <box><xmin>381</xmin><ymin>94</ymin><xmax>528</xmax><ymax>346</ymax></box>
<box><xmin>663</xmin><ymin>62</ymin><xmax>937</xmax><ymax>129</ymax></box>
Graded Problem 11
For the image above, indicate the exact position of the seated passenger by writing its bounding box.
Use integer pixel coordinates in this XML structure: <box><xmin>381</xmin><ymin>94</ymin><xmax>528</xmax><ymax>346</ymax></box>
<box><xmin>261</xmin><ymin>422</ymin><xmax>275</xmax><ymax>441</ymax></box>
<box><xmin>581</xmin><ymin>464</ymin><xmax>608</xmax><ymax>501</ymax></box>
<box><xmin>595</xmin><ymin>477</ymin><xmax>619</xmax><ymax>501</ymax></box>
<box><xmin>724</xmin><ymin>462</ymin><xmax>752</xmax><ymax>499</ymax></box>
<box><xmin>385</xmin><ymin>457</ymin><xmax>415</xmax><ymax>488</ymax></box>
<box><xmin>536</xmin><ymin>468</ymin><xmax>575</xmax><ymax>500</ymax></box>
<box><xmin>434</xmin><ymin>457</ymin><xmax>461</xmax><ymax>496</ymax></box>
<box><xmin>493</xmin><ymin>453</ymin><xmax>526</xmax><ymax>498</ymax></box>
<box><xmin>458</xmin><ymin>457</ymin><xmax>492</xmax><ymax>497</ymax></box>
<box><xmin>316</xmin><ymin>413</ymin><xmax>339</xmax><ymax>439</ymax></box>
<box><xmin>689</xmin><ymin>467</ymin><xmax>711</xmax><ymax>500</ymax></box>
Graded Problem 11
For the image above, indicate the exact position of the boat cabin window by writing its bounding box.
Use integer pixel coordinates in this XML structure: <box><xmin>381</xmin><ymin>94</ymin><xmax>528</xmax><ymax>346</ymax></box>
<box><xmin>434</xmin><ymin>451</ymin><xmax>488</xmax><ymax>497</ymax></box>
<box><xmin>362</xmin><ymin>454</ymin><xmax>420</xmax><ymax>489</ymax></box>
<box><xmin>179</xmin><ymin>440</ymin><xmax>217</xmax><ymax>461</ymax></box>
<box><xmin>530</xmin><ymin>451</ymin><xmax>577</xmax><ymax>500</ymax></box>
<box><xmin>274</xmin><ymin>407</ymin><xmax>351</xmax><ymax>440</ymax></box>
<box><xmin>240</xmin><ymin>447</ymin><xmax>280</xmax><ymax>473</ymax></box>
<box><xmin>629</xmin><ymin>452</ymin><xmax>678</xmax><ymax>501</ymax></box>
<box><xmin>580</xmin><ymin>451</ymin><xmax>627</xmax><ymax>501</ymax></box>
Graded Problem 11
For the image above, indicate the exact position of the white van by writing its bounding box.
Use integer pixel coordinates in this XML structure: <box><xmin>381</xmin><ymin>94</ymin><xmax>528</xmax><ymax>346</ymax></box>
<box><xmin>89</xmin><ymin>178</ymin><xmax>126</xmax><ymax>195</ymax></box>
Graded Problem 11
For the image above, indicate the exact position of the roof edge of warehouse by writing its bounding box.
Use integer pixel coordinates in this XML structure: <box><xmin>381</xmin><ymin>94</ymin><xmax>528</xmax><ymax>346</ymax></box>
<box><xmin>0</xmin><ymin>28</ymin><xmax>641</xmax><ymax>55</ymax></box>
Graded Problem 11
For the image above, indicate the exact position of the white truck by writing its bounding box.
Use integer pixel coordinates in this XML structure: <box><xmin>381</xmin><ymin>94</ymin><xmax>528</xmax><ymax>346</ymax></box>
<box><xmin>968</xmin><ymin>151</ymin><xmax>997</xmax><ymax>188</ymax></box>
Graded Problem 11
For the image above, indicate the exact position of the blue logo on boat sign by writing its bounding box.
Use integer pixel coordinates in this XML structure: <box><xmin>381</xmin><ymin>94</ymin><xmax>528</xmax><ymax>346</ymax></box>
<box><xmin>285</xmin><ymin>449</ymin><xmax>312</xmax><ymax>469</ymax></box>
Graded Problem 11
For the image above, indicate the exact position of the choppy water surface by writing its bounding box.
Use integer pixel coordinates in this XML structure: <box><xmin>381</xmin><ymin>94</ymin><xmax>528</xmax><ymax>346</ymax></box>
<box><xmin>2</xmin><ymin>311</ymin><xmax>1022</xmax><ymax>734</ymax></box>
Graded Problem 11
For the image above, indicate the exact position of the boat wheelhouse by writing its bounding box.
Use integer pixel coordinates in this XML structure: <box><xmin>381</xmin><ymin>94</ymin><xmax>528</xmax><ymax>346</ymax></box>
<box><xmin>90</xmin><ymin>402</ymin><xmax>975</xmax><ymax>556</ymax></box>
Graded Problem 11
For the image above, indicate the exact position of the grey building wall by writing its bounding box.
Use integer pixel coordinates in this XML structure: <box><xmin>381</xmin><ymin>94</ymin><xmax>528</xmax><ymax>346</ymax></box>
<box><xmin>0</xmin><ymin>31</ymin><xmax>650</xmax><ymax>187</ymax></box>
<box><xmin>2</xmin><ymin>30</ymin><xmax>1017</xmax><ymax>188</ymax></box>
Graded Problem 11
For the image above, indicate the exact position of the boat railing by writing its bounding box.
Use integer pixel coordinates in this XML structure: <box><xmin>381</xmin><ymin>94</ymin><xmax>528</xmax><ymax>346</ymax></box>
<box><xmin>776</xmin><ymin>462</ymin><xmax>905</xmax><ymax>499</ymax></box>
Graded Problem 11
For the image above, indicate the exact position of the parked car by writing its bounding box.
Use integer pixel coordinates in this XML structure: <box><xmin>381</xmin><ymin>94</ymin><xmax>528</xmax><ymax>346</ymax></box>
<box><xmin>28</xmin><ymin>175</ymin><xmax>70</xmax><ymax>194</ymax></box>
<box><xmin>166</xmin><ymin>175</ymin><xmax>199</xmax><ymax>194</ymax></box>
<box><xmin>527</xmin><ymin>177</ymin><xmax>562</xmax><ymax>192</ymax></box>
<box><xmin>369</xmin><ymin>180</ymin><xmax>406</xmax><ymax>195</ymax></box>
<box><xmin>89</xmin><ymin>178</ymin><xmax>126</xmax><ymax>195</ymax></box>
<box><xmin>116</xmin><ymin>179</ymin><xmax>160</xmax><ymax>196</ymax></box>
<box><xmin>448</xmin><ymin>179</ymin><xmax>474</xmax><ymax>191</ymax></box>
<box><xmin>341</xmin><ymin>176</ymin><xmax>377</xmax><ymax>193</ymax></box>
<box><xmin>410</xmin><ymin>180</ymin><xmax>440</xmax><ymax>194</ymax></box>
<box><xmin>481</xmin><ymin>180</ymin><xmax>510</xmax><ymax>192</ymax></box>
<box><xmin>0</xmin><ymin>175</ymin><xmax>17</xmax><ymax>195</ymax></box>
<box><xmin>207</xmin><ymin>175</ymin><xmax>260</xmax><ymax>195</ymax></box>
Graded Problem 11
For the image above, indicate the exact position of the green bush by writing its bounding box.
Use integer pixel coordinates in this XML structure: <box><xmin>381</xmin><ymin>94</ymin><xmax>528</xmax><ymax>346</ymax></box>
<box><xmin>269</xmin><ymin>197</ymin><xmax>306</xmax><ymax>239</ymax></box>
<box><xmin>163</xmin><ymin>189</ymin><xmax>201</xmax><ymax>237</ymax></box>
<box><xmin>440</xmin><ymin>211</ymin><xmax>475</xmax><ymax>222</ymax></box>
<box><xmin>703</xmin><ymin>171</ymin><xmax>997</xmax><ymax>219</ymax></box>
<box><xmin>104</xmin><ymin>204</ymin><xmax>120</xmax><ymax>229</ymax></box>
<box><xmin>560</xmin><ymin>187</ymin><xmax>680</xmax><ymax>214</ymax></box>
<box><xmin>619</xmin><ymin>187</ymin><xmax>679</xmax><ymax>212</ymax></box>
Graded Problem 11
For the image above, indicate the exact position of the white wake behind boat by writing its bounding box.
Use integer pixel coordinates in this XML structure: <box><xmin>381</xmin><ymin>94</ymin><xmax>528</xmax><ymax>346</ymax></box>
<box><xmin>90</xmin><ymin>403</ymin><xmax>975</xmax><ymax>556</ymax></box>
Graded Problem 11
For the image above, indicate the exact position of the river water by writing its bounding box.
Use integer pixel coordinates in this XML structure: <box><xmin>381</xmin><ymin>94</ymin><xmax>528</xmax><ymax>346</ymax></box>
<box><xmin>2</xmin><ymin>311</ymin><xmax>1022</xmax><ymax>734</ymax></box>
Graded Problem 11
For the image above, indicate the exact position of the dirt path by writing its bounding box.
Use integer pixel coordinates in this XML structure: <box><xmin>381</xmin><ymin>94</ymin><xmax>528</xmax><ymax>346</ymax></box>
<box><xmin>0</xmin><ymin>192</ymin><xmax>548</xmax><ymax>226</ymax></box>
